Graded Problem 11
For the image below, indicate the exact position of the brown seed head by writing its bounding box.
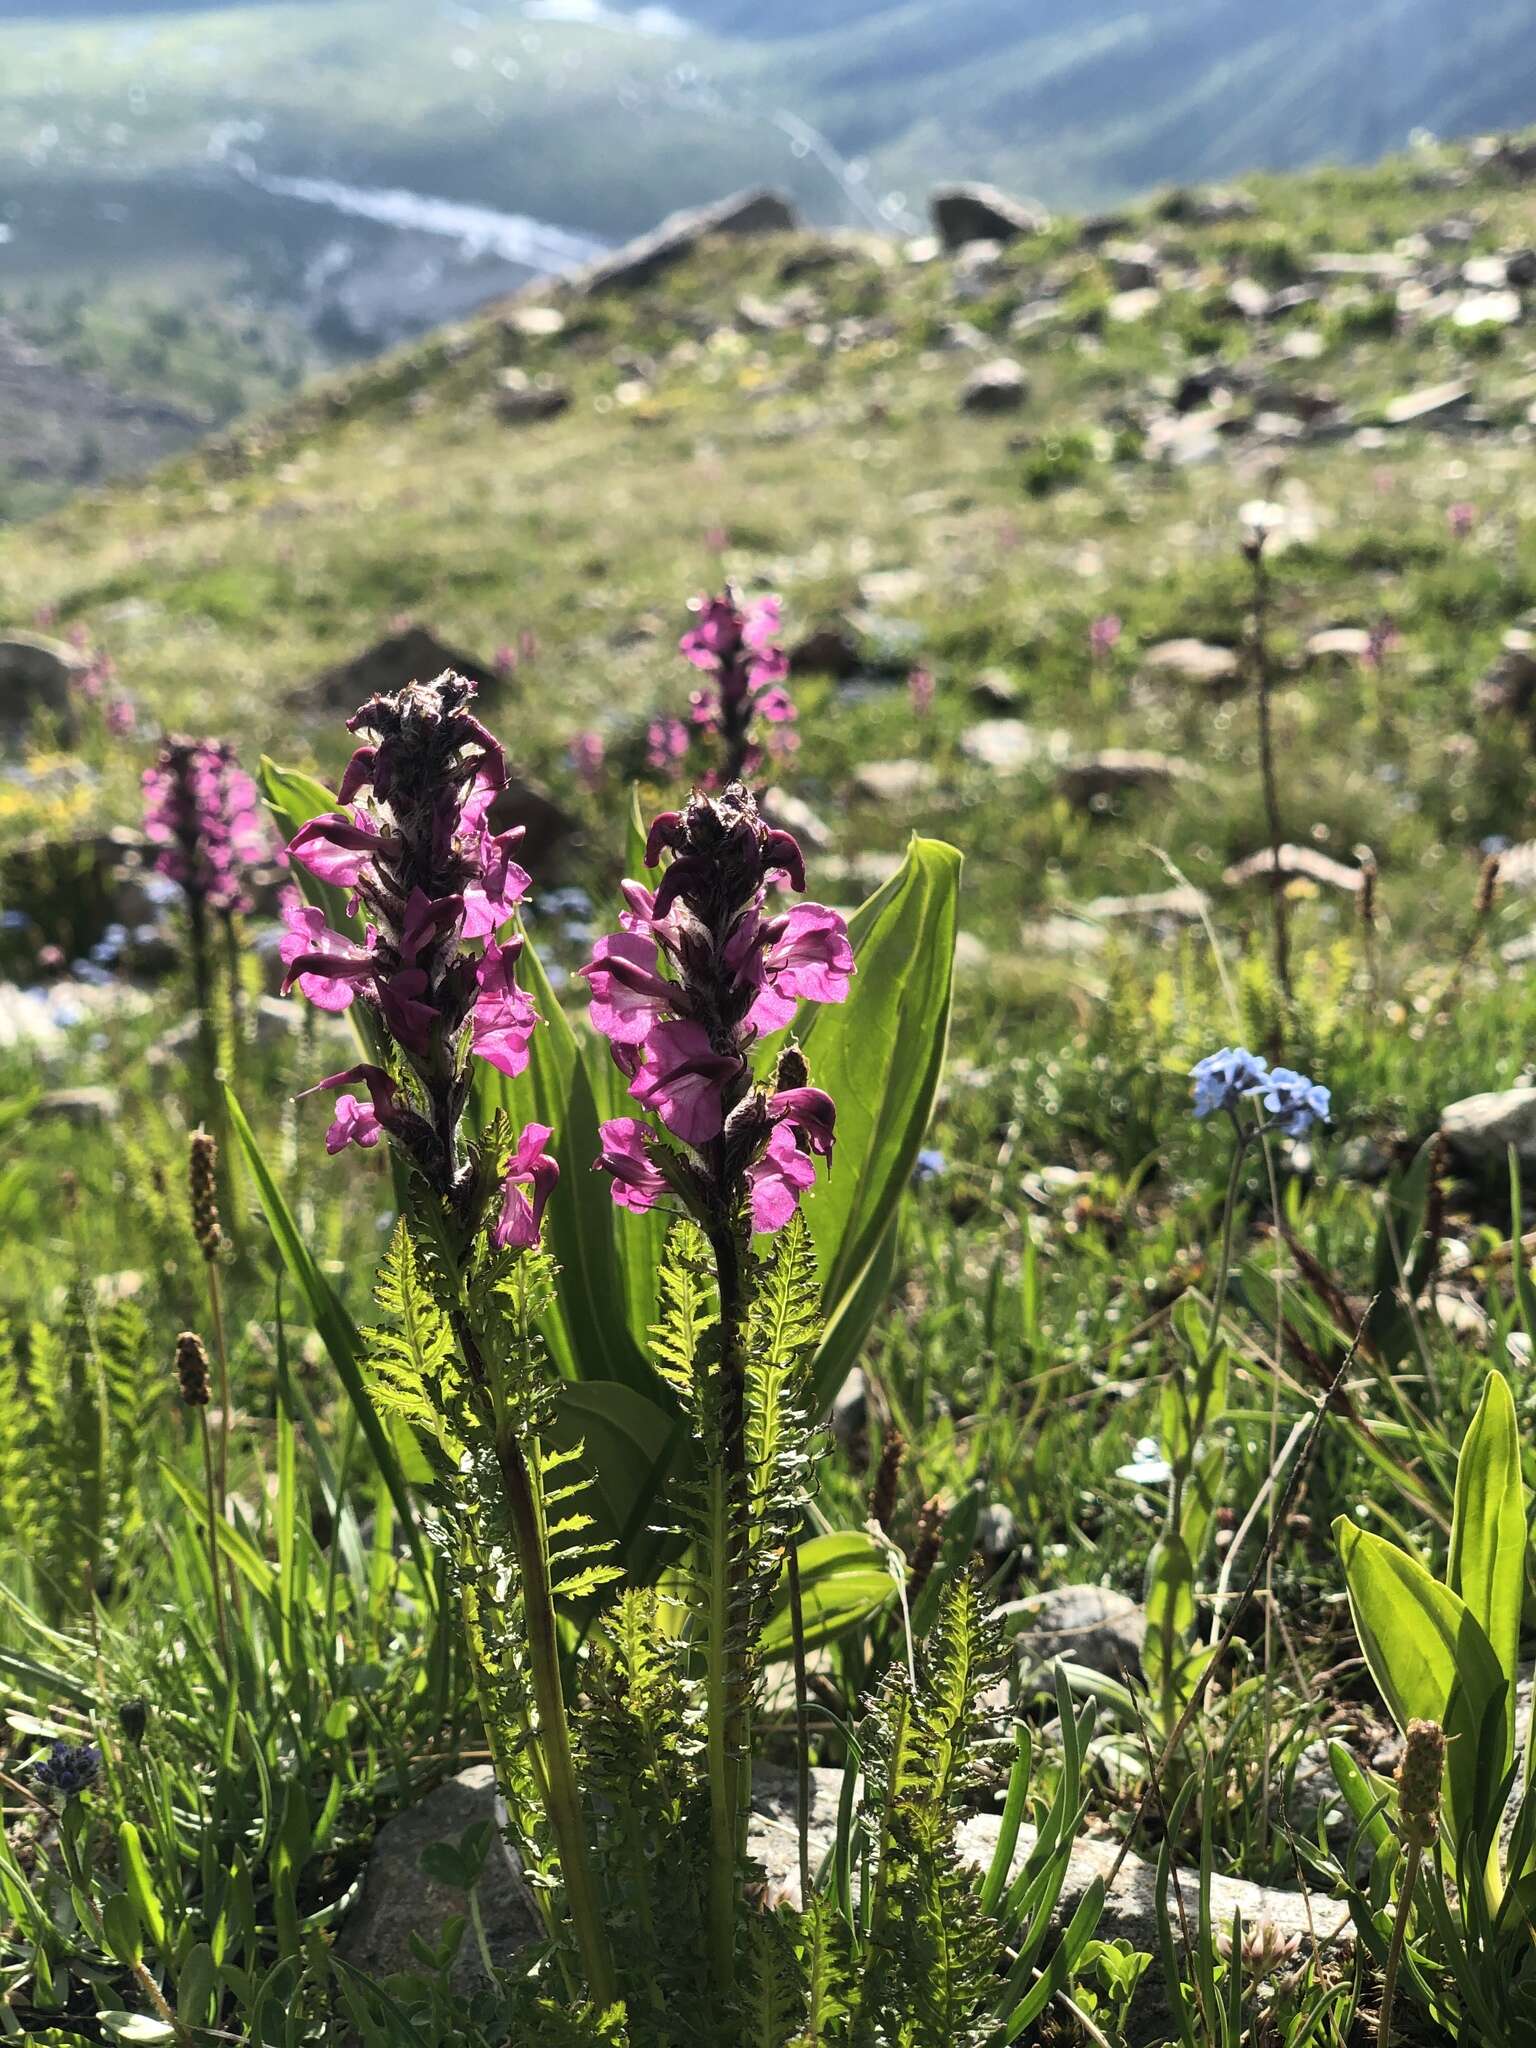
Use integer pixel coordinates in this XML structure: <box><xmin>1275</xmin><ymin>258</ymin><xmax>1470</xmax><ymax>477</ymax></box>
<box><xmin>189</xmin><ymin>1130</ymin><xmax>223</xmax><ymax>1259</ymax></box>
<box><xmin>1397</xmin><ymin>1717</ymin><xmax>1445</xmax><ymax>1843</ymax></box>
<box><xmin>869</xmin><ymin>1429</ymin><xmax>906</xmax><ymax>1533</ymax></box>
<box><xmin>175</xmin><ymin>1331</ymin><xmax>211</xmax><ymax>1407</ymax></box>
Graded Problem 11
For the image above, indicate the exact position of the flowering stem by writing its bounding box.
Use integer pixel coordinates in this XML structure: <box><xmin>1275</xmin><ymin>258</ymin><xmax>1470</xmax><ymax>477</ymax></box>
<box><xmin>197</xmin><ymin>1407</ymin><xmax>231</xmax><ymax>1672</ymax></box>
<box><xmin>705</xmin><ymin>1215</ymin><xmax>752</xmax><ymax>2001</ymax></box>
<box><xmin>1248</xmin><ymin>548</ymin><xmax>1291</xmax><ymax>1002</ymax></box>
<box><xmin>1377</xmin><ymin>1835</ymin><xmax>1423</xmax><ymax>2048</ymax></box>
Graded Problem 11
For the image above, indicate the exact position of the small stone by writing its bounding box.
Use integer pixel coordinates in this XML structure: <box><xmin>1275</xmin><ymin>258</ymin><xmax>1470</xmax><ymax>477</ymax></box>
<box><xmin>1101</xmin><ymin>240</ymin><xmax>1160</xmax><ymax>290</ymax></box>
<box><xmin>35</xmin><ymin>1087</ymin><xmax>120</xmax><ymax>1127</ymax></box>
<box><xmin>1307</xmin><ymin>251</ymin><xmax>1415</xmax><ymax>282</ymax></box>
<box><xmin>495</xmin><ymin>370</ymin><xmax>571</xmax><ymax>422</ymax></box>
<box><xmin>960</xmin><ymin>721</ymin><xmax>1066</xmax><ymax>774</ymax></box>
<box><xmin>1138</xmin><ymin>638</ymin><xmax>1241</xmax><ymax>691</ymax></box>
<box><xmin>1056</xmin><ymin>750</ymin><xmax>1191</xmax><ymax>806</ymax></box>
<box><xmin>1107</xmin><ymin>286</ymin><xmax>1162</xmax><ymax>323</ymax></box>
<box><xmin>1451</xmin><ymin>288</ymin><xmax>1521</xmax><ymax>328</ymax></box>
<box><xmin>1084</xmin><ymin>885</ymin><xmax>1209</xmax><ymax>926</ymax></box>
<box><xmin>830</xmin><ymin>1367</ymin><xmax>868</xmax><ymax>1448</ymax></box>
<box><xmin>1382</xmin><ymin>380</ymin><xmax>1472</xmax><ymax>427</ymax></box>
<box><xmin>976</xmin><ymin>1503</ymin><xmax>1021</xmax><ymax>1565</ymax></box>
<box><xmin>0</xmin><ymin>633</ymin><xmax>88</xmax><ymax>737</ymax></box>
<box><xmin>1223</xmin><ymin>845</ymin><xmax>1366</xmax><ymax>894</ymax></box>
<box><xmin>577</xmin><ymin>188</ymin><xmax>799</xmax><ymax>294</ymax></box>
<box><xmin>1442</xmin><ymin>1086</ymin><xmax>1536</xmax><ymax>1172</ymax></box>
<box><xmin>1307</xmin><ymin>627</ymin><xmax>1373</xmax><ymax>660</ymax></box>
<box><xmin>930</xmin><ymin>181</ymin><xmax>1050</xmax><ymax>250</ymax></box>
<box><xmin>1227</xmin><ymin>277</ymin><xmax>1274</xmax><ymax>319</ymax></box>
<box><xmin>959</xmin><ymin>359</ymin><xmax>1029</xmax><ymax>414</ymax></box>
<box><xmin>851</xmin><ymin>759</ymin><xmax>938</xmax><ymax>803</ymax></box>
<box><xmin>999</xmin><ymin>1585</ymin><xmax>1147</xmax><ymax>1680</ymax></box>
<box><xmin>502</xmin><ymin>304</ymin><xmax>566</xmax><ymax>338</ymax></box>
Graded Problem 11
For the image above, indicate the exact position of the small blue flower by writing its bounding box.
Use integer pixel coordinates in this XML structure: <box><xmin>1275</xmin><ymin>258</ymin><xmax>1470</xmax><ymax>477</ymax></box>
<box><xmin>1257</xmin><ymin>1067</ymin><xmax>1331</xmax><ymax>1136</ymax></box>
<box><xmin>913</xmin><ymin>1148</ymin><xmax>947</xmax><ymax>1184</ymax></box>
<box><xmin>28</xmin><ymin>1740</ymin><xmax>101</xmax><ymax>1799</ymax></box>
<box><xmin>1190</xmin><ymin>1047</ymin><xmax>1270</xmax><ymax>1119</ymax></box>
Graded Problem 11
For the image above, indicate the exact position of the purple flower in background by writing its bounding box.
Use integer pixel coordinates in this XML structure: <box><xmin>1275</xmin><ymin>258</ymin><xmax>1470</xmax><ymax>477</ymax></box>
<box><xmin>285</xmin><ymin>672</ymin><xmax>546</xmax><ymax>1218</ymax></box>
<box><xmin>1361</xmin><ymin>619</ymin><xmax>1400</xmax><ymax>673</ymax></box>
<box><xmin>681</xmin><ymin>587</ymin><xmax>796</xmax><ymax>785</ymax></box>
<box><xmin>568</xmin><ymin>729</ymin><xmax>606</xmax><ymax>791</ymax></box>
<box><xmin>494</xmin><ymin>643</ymin><xmax>518</xmax><ymax>677</ymax></box>
<box><xmin>104</xmin><ymin>697</ymin><xmax>137</xmax><ymax>736</ymax></box>
<box><xmin>646</xmin><ymin>716</ymin><xmax>689</xmax><ymax>775</ymax></box>
<box><xmin>1089</xmin><ymin>614</ymin><xmax>1122</xmax><ymax>663</ymax></box>
<box><xmin>142</xmin><ymin>737</ymin><xmax>271</xmax><ymax>916</ymax></box>
<box><xmin>581</xmin><ymin>783</ymin><xmax>849</xmax><ymax>1236</ymax></box>
<box><xmin>1448</xmin><ymin>501</ymin><xmax>1477</xmax><ymax>539</ymax></box>
<box><xmin>908</xmin><ymin>666</ymin><xmax>935</xmax><ymax>717</ymax></box>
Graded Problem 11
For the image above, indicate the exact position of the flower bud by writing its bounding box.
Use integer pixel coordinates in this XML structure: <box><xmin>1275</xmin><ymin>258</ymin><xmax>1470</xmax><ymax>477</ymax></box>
<box><xmin>1397</xmin><ymin>1717</ymin><xmax>1445</xmax><ymax>1845</ymax></box>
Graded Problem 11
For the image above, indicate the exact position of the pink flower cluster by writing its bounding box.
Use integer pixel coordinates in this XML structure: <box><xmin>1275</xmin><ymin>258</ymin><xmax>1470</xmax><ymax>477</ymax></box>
<box><xmin>281</xmin><ymin>673</ymin><xmax>549</xmax><ymax>1243</ymax></box>
<box><xmin>581</xmin><ymin>786</ymin><xmax>851</xmax><ymax>1236</ymax></box>
<box><xmin>682</xmin><ymin>590</ymin><xmax>797</xmax><ymax>784</ymax></box>
<box><xmin>142</xmin><ymin>738</ymin><xmax>270</xmax><ymax>915</ymax></box>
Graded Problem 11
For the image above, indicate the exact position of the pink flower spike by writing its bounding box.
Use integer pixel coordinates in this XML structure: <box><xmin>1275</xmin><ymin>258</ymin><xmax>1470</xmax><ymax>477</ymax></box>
<box><xmin>378</xmin><ymin>969</ymin><xmax>437</xmax><ymax>1054</ymax></box>
<box><xmin>297</xmin><ymin>1063</ymin><xmax>402</xmax><ymax>1153</ymax></box>
<box><xmin>337</xmin><ymin>746</ymin><xmax>378</xmax><ymax>804</ymax></box>
<box><xmin>770</xmin><ymin>1085</ymin><xmax>837</xmax><ymax>1159</ymax></box>
<box><xmin>288</xmin><ymin>813</ymin><xmax>380</xmax><ymax>889</ymax></box>
<box><xmin>461</xmin><ymin>829</ymin><xmax>531</xmax><ymax>939</ymax></box>
<box><xmin>629</xmin><ymin>1018</ymin><xmax>740</xmax><ymax>1146</ymax></box>
<box><xmin>473</xmin><ymin>939</ymin><xmax>539</xmax><ymax>1078</ymax></box>
<box><xmin>579</xmin><ymin>930</ymin><xmax>673</xmax><ymax>1045</ymax></box>
<box><xmin>493</xmin><ymin>1123</ymin><xmax>560</xmax><ymax>1250</ymax></box>
<box><xmin>750</xmin><ymin>903</ymin><xmax>854</xmax><ymax>1028</ymax></box>
<box><xmin>401</xmin><ymin>887</ymin><xmax>465</xmax><ymax>961</ymax></box>
<box><xmin>747</xmin><ymin>1121</ymin><xmax>817</xmax><ymax>1234</ymax></box>
<box><xmin>596</xmin><ymin>1116</ymin><xmax>670</xmax><ymax>1213</ymax></box>
<box><xmin>279</xmin><ymin>900</ymin><xmax>371</xmax><ymax>1012</ymax></box>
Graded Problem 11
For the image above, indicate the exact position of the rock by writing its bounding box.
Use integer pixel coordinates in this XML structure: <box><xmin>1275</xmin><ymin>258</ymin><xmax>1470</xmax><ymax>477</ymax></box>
<box><xmin>502</xmin><ymin>304</ymin><xmax>566</xmax><ymax>339</ymax></box>
<box><xmin>1441</xmin><ymin>1087</ymin><xmax>1536</xmax><ymax>1171</ymax></box>
<box><xmin>1138</xmin><ymin>639</ymin><xmax>1242</xmax><ymax>692</ymax></box>
<box><xmin>1223</xmin><ymin>845</ymin><xmax>1366</xmax><ymax>894</ymax></box>
<box><xmin>1101</xmin><ymin>241</ymin><xmax>1160</xmax><ymax>290</ymax></box>
<box><xmin>1056</xmin><ymin>751</ymin><xmax>1191</xmax><ymax>806</ymax></box>
<box><xmin>1084</xmin><ymin>885</ymin><xmax>1209</xmax><ymax>927</ymax></box>
<box><xmin>1227</xmin><ymin>277</ymin><xmax>1274</xmax><ymax>320</ymax></box>
<box><xmin>1156</xmin><ymin>184</ymin><xmax>1257</xmax><ymax>225</ymax></box>
<box><xmin>1452</xmin><ymin>288</ymin><xmax>1521</xmax><ymax>328</ymax></box>
<box><xmin>960</xmin><ymin>721</ymin><xmax>1067</xmax><ymax>774</ymax></box>
<box><xmin>487</xmin><ymin>778</ymin><xmax>578</xmax><ymax>873</ymax></box>
<box><xmin>1106</xmin><ymin>286</ymin><xmax>1162</xmax><ymax>324</ymax></box>
<box><xmin>34</xmin><ymin>1087</ymin><xmax>120</xmax><ymax>1127</ymax></box>
<box><xmin>576</xmin><ymin>188</ymin><xmax>799</xmax><ymax>294</ymax></box>
<box><xmin>970</xmin><ymin>669</ymin><xmax>1021</xmax><ymax>710</ymax></box>
<box><xmin>0</xmin><ymin>633</ymin><xmax>88</xmax><ymax>737</ymax></box>
<box><xmin>1506</xmin><ymin>248</ymin><xmax>1536</xmax><ymax>286</ymax></box>
<box><xmin>790</xmin><ymin>624</ymin><xmax>863</xmax><ymax>679</ymax></box>
<box><xmin>1462</xmin><ymin>254</ymin><xmax>1513</xmax><ymax>288</ymax></box>
<box><xmin>494</xmin><ymin>370</ymin><xmax>571</xmax><ymax>422</ymax></box>
<box><xmin>1307</xmin><ymin>627</ymin><xmax>1373</xmax><ymax>661</ymax></box>
<box><xmin>999</xmin><ymin>1585</ymin><xmax>1146</xmax><ymax>1681</ymax></box>
<box><xmin>930</xmin><ymin>182</ymin><xmax>1050</xmax><ymax>250</ymax></box>
<box><xmin>851</xmin><ymin>759</ymin><xmax>938</xmax><ymax>803</ymax></box>
<box><xmin>747</xmin><ymin>1765</ymin><xmax>1348</xmax><ymax>1961</ymax></box>
<box><xmin>297</xmin><ymin>628</ymin><xmax>505</xmax><ymax>715</ymax></box>
<box><xmin>1142</xmin><ymin>406</ymin><xmax>1237</xmax><ymax>464</ymax></box>
<box><xmin>1307</xmin><ymin>251</ymin><xmax>1415</xmax><ymax>282</ymax></box>
<box><xmin>335</xmin><ymin>1766</ymin><xmax>541</xmax><ymax>2000</ymax></box>
<box><xmin>959</xmin><ymin>359</ymin><xmax>1029</xmax><ymax>414</ymax></box>
<box><xmin>830</xmin><ymin>1367</ymin><xmax>868</xmax><ymax>1448</ymax></box>
<box><xmin>976</xmin><ymin>1503</ymin><xmax>1021</xmax><ymax>1566</ymax></box>
<box><xmin>1473</xmin><ymin>630</ymin><xmax>1536</xmax><ymax>717</ymax></box>
<box><xmin>1382</xmin><ymin>380</ymin><xmax>1472</xmax><ymax>427</ymax></box>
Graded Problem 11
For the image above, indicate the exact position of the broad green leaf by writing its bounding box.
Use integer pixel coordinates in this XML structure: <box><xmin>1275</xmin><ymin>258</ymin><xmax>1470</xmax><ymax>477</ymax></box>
<box><xmin>586</xmin><ymin>1033</ymin><xmax>669</xmax><ymax>1359</ymax></box>
<box><xmin>225</xmin><ymin>1087</ymin><xmax>430</xmax><ymax>1583</ymax></box>
<box><xmin>1449</xmin><ymin>1370</ymin><xmax>1526</xmax><ymax>1717</ymax></box>
<box><xmin>760</xmin><ymin>1530</ymin><xmax>898</xmax><ymax>1659</ymax></box>
<box><xmin>1335</xmin><ymin>1519</ymin><xmax>1509</xmax><ymax>1843</ymax></box>
<box><xmin>789</xmin><ymin>837</ymin><xmax>960</xmax><ymax>1408</ymax></box>
<box><xmin>477</xmin><ymin>931</ymin><xmax>656</xmax><ymax>1397</ymax></box>
<box><xmin>1142</xmin><ymin>1532</ymin><xmax>1196</xmax><ymax>1714</ymax></box>
<box><xmin>98</xmin><ymin>2018</ymin><xmax>176</xmax><ymax>2045</ymax></box>
<box><xmin>809</xmin><ymin>1216</ymin><xmax>901</xmax><ymax>1419</ymax></box>
<box><xmin>117</xmin><ymin>1821</ymin><xmax>165</xmax><ymax>1952</ymax></box>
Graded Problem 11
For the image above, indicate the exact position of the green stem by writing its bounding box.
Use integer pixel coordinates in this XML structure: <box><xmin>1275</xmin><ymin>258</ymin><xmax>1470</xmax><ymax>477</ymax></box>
<box><xmin>705</xmin><ymin>1218</ymin><xmax>751</xmax><ymax>2004</ymax></box>
<box><xmin>1377</xmin><ymin>1834</ymin><xmax>1423</xmax><ymax>2048</ymax></box>
<box><xmin>1250</xmin><ymin>548</ymin><xmax>1291</xmax><ymax>1002</ymax></box>
<box><xmin>495</xmin><ymin>1425</ymin><xmax>617</xmax><ymax>2009</ymax></box>
<box><xmin>198</xmin><ymin>1408</ymin><xmax>230</xmax><ymax>1672</ymax></box>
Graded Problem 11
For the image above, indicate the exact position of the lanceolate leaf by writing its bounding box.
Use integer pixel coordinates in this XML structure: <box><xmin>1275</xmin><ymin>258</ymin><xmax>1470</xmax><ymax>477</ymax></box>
<box><xmin>760</xmin><ymin>1530</ymin><xmax>897</xmax><ymax>1659</ymax></box>
<box><xmin>788</xmin><ymin>836</ymin><xmax>961</xmax><ymax>1410</ymax></box>
<box><xmin>225</xmin><ymin>1087</ymin><xmax>431</xmax><ymax>1584</ymax></box>
<box><xmin>1449</xmin><ymin>1370</ymin><xmax>1526</xmax><ymax>1714</ymax></box>
<box><xmin>1335</xmin><ymin>1518</ymin><xmax>1508</xmax><ymax>1843</ymax></box>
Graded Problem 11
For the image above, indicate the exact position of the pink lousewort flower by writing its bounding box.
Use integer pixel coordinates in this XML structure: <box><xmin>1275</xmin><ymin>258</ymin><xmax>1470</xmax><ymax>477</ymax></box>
<box><xmin>681</xmin><ymin>586</ymin><xmax>795</xmax><ymax>784</ymax></box>
<box><xmin>908</xmin><ymin>666</ymin><xmax>935</xmax><ymax>716</ymax></box>
<box><xmin>1089</xmin><ymin>614</ymin><xmax>1122</xmax><ymax>663</ymax></box>
<box><xmin>568</xmin><ymin>729</ymin><xmax>606</xmax><ymax>790</ymax></box>
<box><xmin>285</xmin><ymin>672</ymin><xmax>543</xmax><ymax>1207</ymax></box>
<box><xmin>1361</xmin><ymin>619</ymin><xmax>1400</xmax><ymax>672</ymax></box>
<box><xmin>105</xmin><ymin>698</ymin><xmax>136</xmax><ymax>736</ymax></box>
<box><xmin>580</xmin><ymin>784</ymin><xmax>849</xmax><ymax>1236</ymax></box>
<box><xmin>1448</xmin><ymin>501</ymin><xmax>1477</xmax><ymax>539</ymax></box>
<box><xmin>142</xmin><ymin>737</ymin><xmax>271</xmax><ymax>916</ymax></box>
<box><xmin>492</xmin><ymin>1122</ymin><xmax>560</xmax><ymax>1249</ymax></box>
<box><xmin>495</xmin><ymin>644</ymin><xmax>518</xmax><ymax>677</ymax></box>
<box><xmin>646</xmin><ymin>716</ymin><xmax>689</xmax><ymax>775</ymax></box>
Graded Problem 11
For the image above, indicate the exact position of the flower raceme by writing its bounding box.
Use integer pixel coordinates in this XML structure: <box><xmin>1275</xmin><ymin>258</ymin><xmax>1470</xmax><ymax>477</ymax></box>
<box><xmin>281</xmin><ymin>672</ymin><xmax>551</xmax><ymax>1235</ymax></box>
<box><xmin>681</xmin><ymin>589</ymin><xmax>797</xmax><ymax>785</ymax></box>
<box><xmin>142</xmin><ymin>737</ymin><xmax>269</xmax><ymax>915</ymax></box>
<box><xmin>581</xmin><ymin>783</ymin><xmax>851</xmax><ymax>1237</ymax></box>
